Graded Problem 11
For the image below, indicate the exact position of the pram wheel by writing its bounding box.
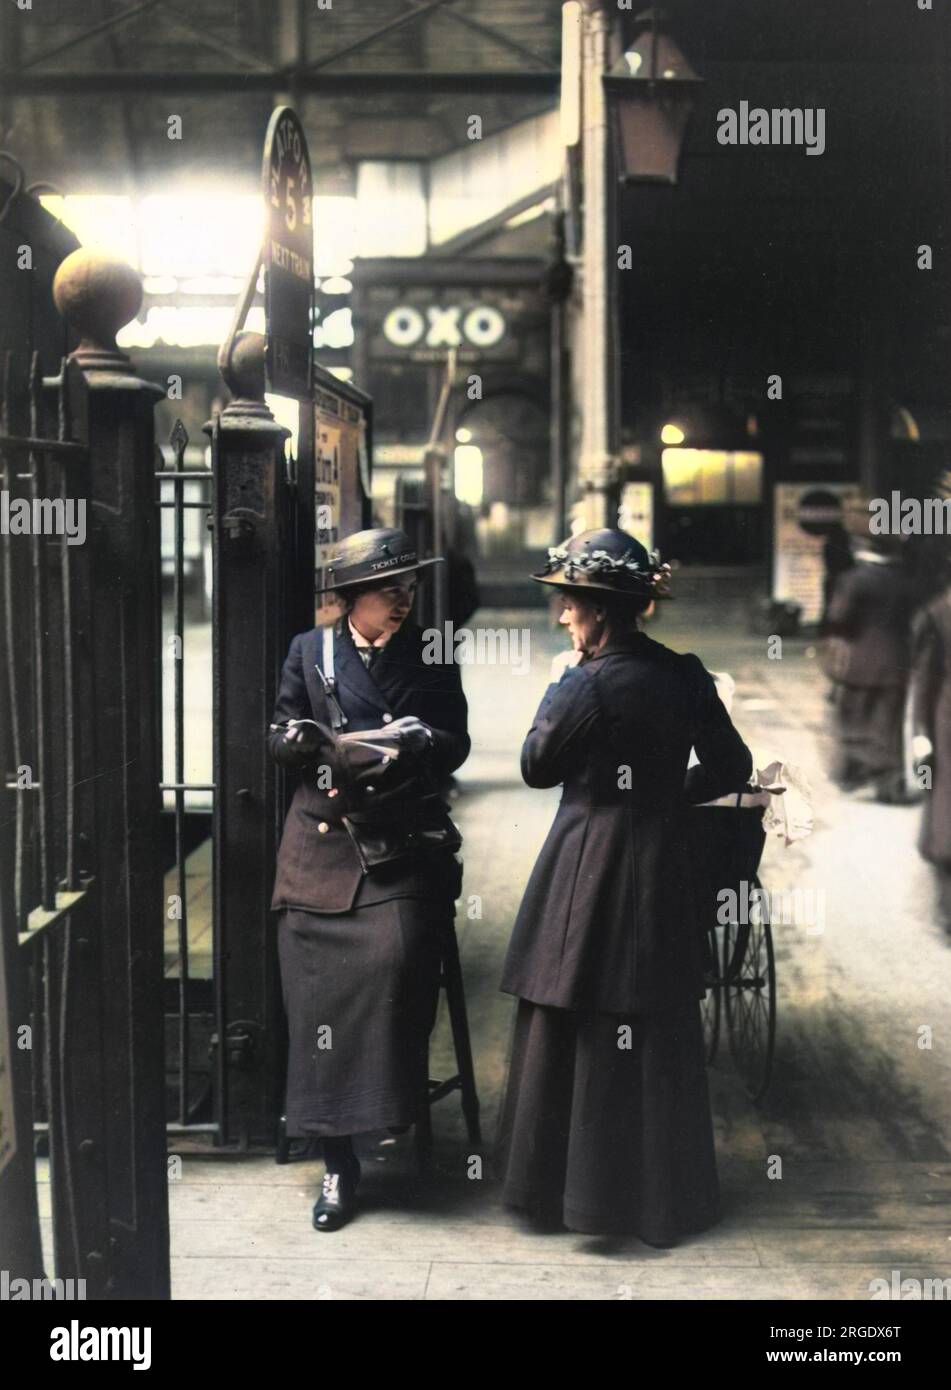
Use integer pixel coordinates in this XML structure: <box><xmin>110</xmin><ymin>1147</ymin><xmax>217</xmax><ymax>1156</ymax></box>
<box><xmin>700</xmin><ymin>925</ymin><xmax>722</xmax><ymax>1063</ymax></box>
<box><xmin>723</xmin><ymin>874</ymin><xmax>776</xmax><ymax>1102</ymax></box>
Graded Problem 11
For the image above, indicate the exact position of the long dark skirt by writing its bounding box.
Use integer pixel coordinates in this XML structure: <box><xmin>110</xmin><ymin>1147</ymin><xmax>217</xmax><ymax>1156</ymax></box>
<box><xmin>277</xmin><ymin>898</ymin><xmax>446</xmax><ymax>1138</ymax></box>
<box><xmin>830</xmin><ymin>682</ymin><xmax>906</xmax><ymax>786</ymax></box>
<box><xmin>498</xmin><ymin>999</ymin><xmax>720</xmax><ymax>1244</ymax></box>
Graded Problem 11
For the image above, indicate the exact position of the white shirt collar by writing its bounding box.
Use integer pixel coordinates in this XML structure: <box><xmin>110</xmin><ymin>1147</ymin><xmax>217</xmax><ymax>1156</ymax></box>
<box><xmin>348</xmin><ymin>617</ymin><xmax>390</xmax><ymax>649</ymax></box>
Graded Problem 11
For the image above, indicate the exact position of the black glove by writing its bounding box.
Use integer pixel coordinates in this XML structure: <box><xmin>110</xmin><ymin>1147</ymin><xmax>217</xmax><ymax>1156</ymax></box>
<box><xmin>278</xmin><ymin>719</ymin><xmax>326</xmax><ymax>757</ymax></box>
<box><xmin>388</xmin><ymin>716</ymin><xmax>434</xmax><ymax>756</ymax></box>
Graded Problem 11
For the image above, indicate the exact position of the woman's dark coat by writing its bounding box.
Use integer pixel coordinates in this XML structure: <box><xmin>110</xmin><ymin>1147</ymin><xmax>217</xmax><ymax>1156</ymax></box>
<box><xmin>268</xmin><ymin>620</ymin><xmax>470</xmax><ymax>914</ymax></box>
<box><xmin>500</xmin><ymin>633</ymin><xmax>752</xmax><ymax>1016</ymax></box>
<box><xmin>820</xmin><ymin>553</ymin><xmax>918</xmax><ymax>786</ymax></box>
<box><xmin>820</xmin><ymin>554</ymin><xmax>915</xmax><ymax>688</ymax></box>
<box><xmin>912</xmin><ymin>589</ymin><xmax>951</xmax><ymax>868</ymax></box>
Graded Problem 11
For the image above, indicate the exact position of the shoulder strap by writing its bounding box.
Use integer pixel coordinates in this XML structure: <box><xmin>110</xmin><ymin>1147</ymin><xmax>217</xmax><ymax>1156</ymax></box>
<box><xmin>314</xmin><ymin>625</ymin><xmax>348</xmax><ymax>730</ymax></box>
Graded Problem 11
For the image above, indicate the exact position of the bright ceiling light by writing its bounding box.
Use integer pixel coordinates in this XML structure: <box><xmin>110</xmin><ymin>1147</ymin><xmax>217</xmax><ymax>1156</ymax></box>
<box><xmin>661</xmin><ymin>422</ymin><xmax>686</xmax><ymax>445</ymax></box>
<box><xmin>454</xmin><ymin>445</ymin><xmax>483</xmax><ymax>508</ymax></box>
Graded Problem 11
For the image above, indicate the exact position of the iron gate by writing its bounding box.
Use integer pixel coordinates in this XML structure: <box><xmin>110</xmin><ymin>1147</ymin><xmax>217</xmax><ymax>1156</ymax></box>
<box><xmin>0</xmin><ymin>170</ymin><xmax>170</xmax><ymax>1298</ymax></box>
<box><xmin>159</xmin><ymin>342</ymin><xmax>372</xmax><ymax>1151</ymax></box>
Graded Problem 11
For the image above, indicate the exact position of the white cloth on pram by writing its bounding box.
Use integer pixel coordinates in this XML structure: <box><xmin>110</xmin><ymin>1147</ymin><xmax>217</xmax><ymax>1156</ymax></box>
<box><xmin>688</xmin><ymin>671</ymin><xmax>814</xmax><ymax>845</ymax></box>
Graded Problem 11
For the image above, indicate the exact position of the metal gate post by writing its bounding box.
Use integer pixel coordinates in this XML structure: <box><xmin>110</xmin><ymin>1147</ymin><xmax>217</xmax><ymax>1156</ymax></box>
<box><xmin>53</xmin><ymin>251</ymin><xmax>170</xmax><ymax>1299</ymax></box>
<box><xmin>205</xmin><ymin>332</ymin><xmax>297</xmax><ymax>1149</ymax></box>
<box><xmin>0</xmin><ymin>757</ymin><xmax>43</xmax><ymax>1284</ymax></box>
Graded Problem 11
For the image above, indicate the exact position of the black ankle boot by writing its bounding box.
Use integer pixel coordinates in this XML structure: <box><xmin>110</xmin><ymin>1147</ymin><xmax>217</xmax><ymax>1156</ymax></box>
<box><xmin>313</xmin><ymin>1140</ymin><xmax>361</xmax><ymax>1233</ymax></box>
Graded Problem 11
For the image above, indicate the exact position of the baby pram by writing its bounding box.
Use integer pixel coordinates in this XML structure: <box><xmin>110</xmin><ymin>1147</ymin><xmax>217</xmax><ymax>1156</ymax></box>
<box><xmin>685</xmin><ymin>791</ymin><xmax>774</xmax><ymax>1103</ymax></box>
<box><xmin>684</xmin><ymin>669</ymin><xmax>813</xmax><ymax>1102</ymax></box>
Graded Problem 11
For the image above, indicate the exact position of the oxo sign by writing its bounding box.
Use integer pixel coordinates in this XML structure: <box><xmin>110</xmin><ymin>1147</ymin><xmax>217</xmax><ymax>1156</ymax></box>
<box><xmin>382</xmin><ymin>302</ymin><xmax>506</xmax><ymax>350</ymax></box>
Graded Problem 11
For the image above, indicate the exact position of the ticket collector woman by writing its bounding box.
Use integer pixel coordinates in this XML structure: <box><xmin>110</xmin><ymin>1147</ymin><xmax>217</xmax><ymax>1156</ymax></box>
<box><xmin>268</xmin><ymin>528</ymin><xmax>469</xmax><ymax>1232</ymax></box>
<box><xmin>497</xmin><ymin>529</ymin><xmax>752</xmax><ymax>1246</ymax></box>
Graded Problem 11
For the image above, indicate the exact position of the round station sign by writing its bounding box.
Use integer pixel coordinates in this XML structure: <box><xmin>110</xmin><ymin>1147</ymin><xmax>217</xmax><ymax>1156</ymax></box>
<box><xmin>796</xmin><ymin>488</ymin><xmax>843</xmax><ymax>537</ymax></box>
<box><xmin>262</xmin><ymin>105</ymin><xmax>313</xmax><ymax>398</ymax></box>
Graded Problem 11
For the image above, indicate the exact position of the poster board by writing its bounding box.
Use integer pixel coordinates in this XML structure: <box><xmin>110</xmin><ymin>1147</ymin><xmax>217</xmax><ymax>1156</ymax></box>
<box><xmin>314</xmin><ymin>378</ymin><xmax>372</xmax><ymax>622</ymax></box>
<box><xmin>772</xmin><ymin>483</ymin><xmax>863</xmax><ymax>624</ymax></box>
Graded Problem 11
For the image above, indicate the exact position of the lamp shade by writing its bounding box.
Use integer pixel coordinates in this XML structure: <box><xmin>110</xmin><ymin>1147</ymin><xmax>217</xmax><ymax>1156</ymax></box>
<box><xmin>603</xmin><ymin>8</ymin><xmax>703</xmax><ymax>185</ymax></box>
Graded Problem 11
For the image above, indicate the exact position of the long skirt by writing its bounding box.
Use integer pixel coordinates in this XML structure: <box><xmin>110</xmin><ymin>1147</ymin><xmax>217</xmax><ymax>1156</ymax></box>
<box><xmin>277</xmin><ymin>897</ymin><xmax>446</xmax><ymax>1138</ymax></box>
<box><xmin>830</xmin><ymin>682</ymin><xmax>906</xmax><ymax>788</ymax></box>
<box><xmin>497</xmin><ymin>998</ymin><xmax>720</xmax><ymax>1244</ymax></box>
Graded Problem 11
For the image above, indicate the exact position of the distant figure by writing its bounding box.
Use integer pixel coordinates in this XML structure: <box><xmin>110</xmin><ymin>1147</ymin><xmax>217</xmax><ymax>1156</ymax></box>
<box><xmin>821</xmin><ymin>534</ymin><xmax>917</xmax><ymax>803</ymax></box>
<box><xmin>905</xmin><ymin>532</ymin><xmax>951</xmax><ymax>614</ymax></box>
<box><xmin>819</xmin><ymin>522</ymin><xmax>854</xmax><ymax>630</ymax></box>
<box><xmin>447</xmin><ymin>501</ymin><xmax>481</xmax><ymax>627</ymax></box>
<box><xmin>910</xmin><ymin>580</ymin><xmax>951</xmax><ymax>927</ymax></box>
<box><xmin>447</xmin><ymin>546</ymin><xmax>480</xmax><ymax>627</ymax></box>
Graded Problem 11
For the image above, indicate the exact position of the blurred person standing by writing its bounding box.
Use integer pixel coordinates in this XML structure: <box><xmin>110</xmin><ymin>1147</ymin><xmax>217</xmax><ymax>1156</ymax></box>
<box><xmin>819</xmin><ymin>520</ymin><xmax>854</xmax><ymax>630</ymax></box>
<box><xmin>910</xmin><ymin>571</ymin><xmax>951</xmax><ymax>927</ymax></box>
<box><xmin>820</xmin><ymin>530</ymin><xmax>917</xmax><ymax>803</ymax></box>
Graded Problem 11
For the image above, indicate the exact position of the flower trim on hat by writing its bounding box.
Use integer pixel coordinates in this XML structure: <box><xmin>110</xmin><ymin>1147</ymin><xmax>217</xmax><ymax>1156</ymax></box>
<box><xmin>541</xmin><ymin>544</ymin><xmax>672</xmax><ymax>596</ymax></box>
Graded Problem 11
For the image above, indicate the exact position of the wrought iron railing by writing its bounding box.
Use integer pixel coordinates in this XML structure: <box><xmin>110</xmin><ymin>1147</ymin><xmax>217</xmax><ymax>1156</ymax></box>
<box><xmin>0</xmin><ymin>348</ymin><xmax>92</xmax><ymax>1275</ymax></box>
<box><xmin>156</xmin><ymin>419</ymin><xmax>218</xmax><ymax>1136</ymax></box>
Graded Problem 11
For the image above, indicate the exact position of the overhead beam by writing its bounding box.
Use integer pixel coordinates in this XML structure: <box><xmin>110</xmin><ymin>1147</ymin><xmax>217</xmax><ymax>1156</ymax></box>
<box><xmin>164</xmin><ymin>5</ymin><xmax>273</xmax><ymax>71</ymax></box>
<box><xmin>403</xmin><ymin>0</ymin><xmax>554</xmax><ymax>70</ymax></box>
<box><xmin>0</xmin><ymin>0</ymin><xmax>21</xmax><ymax>143</ymax></box>
<box><xmin>3</xmin><ymin>69</ymin><xmax>560</xmax><ymax>95</ymax></box>
<box><xmin>22</xmin><ymin>0</ymin><xmax>168</xmax><ymax>71</ymax></box>
<box><xmin>304</xmin><ymin>0</ymin><xmax>458</xmax><ymax>74</ymax></box>
<box><xmin>277</xmin><ymin>0</ymin><xmax>307</xmax><ymax>71</ymax></box>
<box><xmin>99</xmin><ymin>0</ymin><xmax>145</xmax><ymax>268</ymax></box>
<box><xmin>432</xmin><ymin>182</ymin><xmax>558</xmax><ymax>256</ymax></box>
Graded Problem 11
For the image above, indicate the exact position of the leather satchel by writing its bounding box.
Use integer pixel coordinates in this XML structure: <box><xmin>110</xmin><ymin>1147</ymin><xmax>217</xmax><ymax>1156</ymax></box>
<box><xmin>342</xmin><ymin>793</ymin><xmax>462</xmax><ymax>873</ymax></box>
<box><xmin>272</xmin><ymin>717</ymin><xmax>462</xmax><ymax>872</ymax></box>
<box><xmin>334</xmin><ymin>727</ymin><xmax>462</xmax><ymax>870</ymax></box>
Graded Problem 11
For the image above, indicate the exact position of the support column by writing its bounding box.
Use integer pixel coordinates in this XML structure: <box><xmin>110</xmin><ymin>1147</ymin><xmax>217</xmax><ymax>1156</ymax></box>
<box><xmin>577</xmin><ymin>0</ymin><xmax>616</xmax><ymax>528</ymax></box>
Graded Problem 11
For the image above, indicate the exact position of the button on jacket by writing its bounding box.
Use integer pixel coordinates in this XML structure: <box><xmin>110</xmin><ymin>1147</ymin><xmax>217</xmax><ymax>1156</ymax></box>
<box><xmin>500</xmin><ymin>632</ymin><xmax>753</xmax><ymax>1015</ymax></box>
<box><xmin>268</xmin><ymin>620</ymin><xmax>470</xmax><ymax>914</ymax></box>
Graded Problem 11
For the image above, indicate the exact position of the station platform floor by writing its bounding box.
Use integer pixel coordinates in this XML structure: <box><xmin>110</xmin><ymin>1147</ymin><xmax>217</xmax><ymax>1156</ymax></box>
<box><xmin>52</xmin><ymin>580</ymin><xmax>951</xmax><ymax>1301</ymax></box>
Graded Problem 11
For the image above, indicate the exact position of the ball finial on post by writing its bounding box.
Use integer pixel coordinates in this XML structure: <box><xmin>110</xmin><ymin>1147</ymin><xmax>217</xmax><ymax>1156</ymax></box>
<box><xmin>53</xmin><ymin>248</ymin><xmax>143</xmax><ymax>372</ymax></box>
<box><xmin>218</xmin><ymin>330</ymin><xmax>267</xmax><ymax>406</ymax></box>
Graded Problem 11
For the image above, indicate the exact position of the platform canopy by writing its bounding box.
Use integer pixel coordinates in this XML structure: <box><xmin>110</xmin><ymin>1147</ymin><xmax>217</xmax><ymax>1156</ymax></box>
<box><xmin>0</xmin><ymin>0</ymin><xmax>564</xmax><ymax>194</ymax></box>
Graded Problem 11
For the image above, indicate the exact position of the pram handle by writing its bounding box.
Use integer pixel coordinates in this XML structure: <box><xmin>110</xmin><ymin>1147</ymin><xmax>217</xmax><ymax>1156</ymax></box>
<box><xmin>694</xmin><ymin>784</ymin><xmax>782</xmax><ymax>810</ymax></box>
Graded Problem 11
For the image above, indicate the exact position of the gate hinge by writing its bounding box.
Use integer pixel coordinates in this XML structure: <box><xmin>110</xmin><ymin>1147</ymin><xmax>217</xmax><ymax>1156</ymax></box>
<box><xmin>212</xmin><ymin>1021</ymin><xmax>257</xmax><ymax>1069</ymax></box>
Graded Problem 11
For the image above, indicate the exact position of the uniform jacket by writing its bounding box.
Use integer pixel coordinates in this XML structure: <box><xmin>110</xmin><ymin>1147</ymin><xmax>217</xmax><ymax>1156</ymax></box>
<box><xmin>820</xmin><ymin>555</ymin><xmax>916</xmax><ymax>688</ymax></box>
<box><xmin>911</xmin><ymin>589</ymin><xmax>951</xmax><ymax>868</ymax></box>
<box><xmin>500</xmin><ymin>632</ymin><xmax>753</xmax><ymax>1015</ymax></box>
<box><xmin>268</xmin><ymin>620</ymin><xmax>470</xmax><ymax>914</ymax></box>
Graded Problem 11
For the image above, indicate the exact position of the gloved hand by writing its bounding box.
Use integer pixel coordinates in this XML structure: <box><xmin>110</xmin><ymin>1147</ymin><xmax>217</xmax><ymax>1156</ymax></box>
<box><xmin>550</xmin><ymin>649</ymin><xmax>583</xmax><ymax>682</ymax></box>
<box><xmin>281</xmin><ymin>719</ymin><xmax>325</xmax><ymax>756</ymax></box>
<box><xmin>388</xmin><ymin>715</ymin><xmax>433</xmax><ymax>755</ymax></box>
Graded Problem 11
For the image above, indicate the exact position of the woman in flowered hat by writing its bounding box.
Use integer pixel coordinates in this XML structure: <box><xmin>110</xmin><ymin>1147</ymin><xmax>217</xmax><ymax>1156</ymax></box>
<box><xmin>497</xmin><ymin>528</ymin><xmax>752</xmax><ymax>1245</ymax></box>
